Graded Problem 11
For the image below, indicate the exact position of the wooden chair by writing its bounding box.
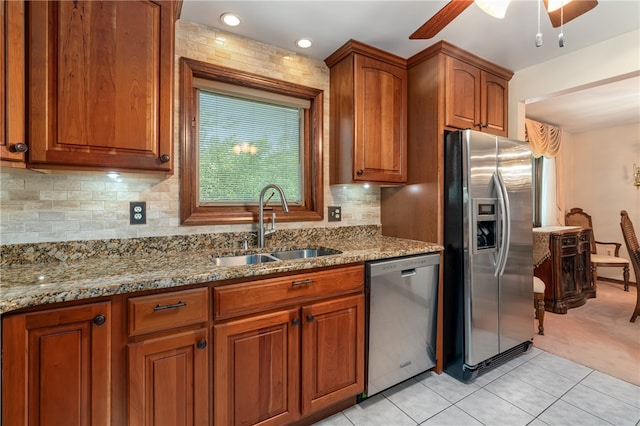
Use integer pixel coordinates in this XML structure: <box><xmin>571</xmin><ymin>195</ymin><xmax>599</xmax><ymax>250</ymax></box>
<box><xmin>565</xmin><ymin>207</ymin><xmax>630</xmax><ymax>291</ymax></box>
<box><xmin>620</xmin><ymin>210</ymin><xmax>640</xmax><ymax>323</ymax></box>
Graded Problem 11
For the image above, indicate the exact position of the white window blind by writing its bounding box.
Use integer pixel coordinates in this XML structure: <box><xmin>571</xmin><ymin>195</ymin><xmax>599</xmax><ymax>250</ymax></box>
<box><xmin>197</xmin><ymin>87</ymin><xmax>304</xmax><ymax>205</ymax></box>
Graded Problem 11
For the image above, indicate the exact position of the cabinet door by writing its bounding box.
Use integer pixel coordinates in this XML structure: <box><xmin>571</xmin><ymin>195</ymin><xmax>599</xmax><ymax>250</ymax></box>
<box><xmin>445</xmin><ymin>56</ymin><xmax>481</xmax><ymax>131</ymax></box>
<box><xmin>2</xmin><ymin>302</ymin><xmax>111</xmax><ymax>425</ymax></box>
<box><xmin>578</xmin><ymin>230</ymin><xmax>594</xmax><ymax>296</ymax></box>
<box><xmin>481</xmin><ymin>72</ymin><xmax>508</xmax><ymax>136</ymax></box>
<box><xmin>301</xmin><ymin>294</ymin><xmax>365</xmax><ymax>415</ymax></box>
<box><xmin>354</xmin><ymin>55</ymin><xmax>407</xmax><ymax>183</ymax></box>
<box><xmin>214</xmin><ymin>309</ymin><xmax>300</xmax><ymax>426</ymax></box>
<box><xmin>1</xmin><ymin>0</ymin><xmax>26</xmax><ymax>166</ymax></box>
<box><xmin>128</xmin><ymin>328</ymin><xmax>209</xmax><ymax>426</ymax></box>
<box><xmin>27</xmin><ymin>0</ymin><xmax>174</xmax><ymax>172</ymax></box>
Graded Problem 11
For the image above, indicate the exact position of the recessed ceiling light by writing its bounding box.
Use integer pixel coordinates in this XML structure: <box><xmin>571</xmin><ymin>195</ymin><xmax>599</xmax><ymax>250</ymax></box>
<box><xmin>220</xmin><ymin>13</ymin><xmax>241</xmax><ymax>27</ymax></box>
<box><xmin>296</xmin><ymin>38</ymin><xmax>313</xmax><ymax>49</ymax></box>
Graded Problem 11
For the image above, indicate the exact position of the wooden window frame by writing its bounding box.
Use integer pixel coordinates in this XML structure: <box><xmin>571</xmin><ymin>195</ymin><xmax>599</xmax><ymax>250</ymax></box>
<box><xmin>179</xmin><ymin>58</ymin><xmax>324</xmax><ymax>225</ymax></box>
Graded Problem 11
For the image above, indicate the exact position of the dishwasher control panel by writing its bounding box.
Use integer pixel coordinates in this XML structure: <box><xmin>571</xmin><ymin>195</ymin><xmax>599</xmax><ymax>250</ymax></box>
<box><xmin>367</xmin><ymin>254</ymin><xmax>440</xmax><ymax>277</ymax></box>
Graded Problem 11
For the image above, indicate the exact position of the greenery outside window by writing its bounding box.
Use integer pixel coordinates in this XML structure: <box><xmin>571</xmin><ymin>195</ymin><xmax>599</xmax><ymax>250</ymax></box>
<box><xmin>180</xmin><ymin>58</ymin><xmax>324</xmax><ymax>225</ymax></box>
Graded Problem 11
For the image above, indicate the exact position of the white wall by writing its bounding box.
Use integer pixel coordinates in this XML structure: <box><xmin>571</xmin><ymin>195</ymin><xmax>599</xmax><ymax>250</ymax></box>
<box><xmin>509</xmin><ymin>29</ymin><xmax>640</xmax><ymax>140</ymax></box>
<box><xmin>562</xmin><ymin>122</ymin><xmax>640</xmax><ymax>282</ymax></box>
<box><xmin>510</xmin><ymin>29</ymin><xmax>640</xmax><ymax>283</ymax></box>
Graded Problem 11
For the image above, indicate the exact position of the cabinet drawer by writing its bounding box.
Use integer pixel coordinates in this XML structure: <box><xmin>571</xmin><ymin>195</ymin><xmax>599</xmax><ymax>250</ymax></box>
<box><xmin>213</xmin><ymin>265</ymin><xmax>364</xmax><ymax>320</ymax></box>
<box><xmin>561</xmin><ymin>236</ymin><xmax>577</xmax><ymax>247</ymax></box>
<box><xmin>128</xmin><ymin>288</ymin><xmax>208</xmax><ymax>336</ymax></box>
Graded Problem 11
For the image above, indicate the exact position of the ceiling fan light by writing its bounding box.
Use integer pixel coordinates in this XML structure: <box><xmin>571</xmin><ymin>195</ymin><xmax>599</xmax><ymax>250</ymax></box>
<box><xmin>547</xmin><ymin>0</ymin><xmax>572</xmax><ymax>13</ymax></box>
<box><xmin>475</xmin><ymin>0</ymin><xmax>510</xmax><ymax>18</ymax></box>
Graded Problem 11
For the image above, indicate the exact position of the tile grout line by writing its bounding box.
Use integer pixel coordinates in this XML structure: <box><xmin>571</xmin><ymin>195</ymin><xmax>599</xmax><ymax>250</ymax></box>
<box><xmin>334</xmin><ymin>348</ymin><xmax>638</xmax><ymax>426</ymax></box>
<box><xmin>556</xmin><ymin>371</ymin><xmax>638</xmax><ymax>425</ymax></box>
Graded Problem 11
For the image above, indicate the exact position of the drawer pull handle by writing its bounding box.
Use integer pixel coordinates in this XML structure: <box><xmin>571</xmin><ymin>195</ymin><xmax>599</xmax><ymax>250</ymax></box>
<box><xmin>291</xmin><ymin>279</ymin><xmax>314</xmax><ymax>287</ymax></box>
<box><xmin>153</xmin><ymin>301</ymin><xmax>187</xmax><ymax>311</ymax></box>
<box><xmin>306</xmin><ymin>314</ymin><xmax>314</xmax><ymax>323</ymax></box>
<box><xmin>197</xmin><ymin>339</ymin><xmax>207</xmax><ymax>350</ymax></box>
<box><xmin>292</xmin><ymin>318</ymin><xmax>300</xmax><ymax>326</ymax></box>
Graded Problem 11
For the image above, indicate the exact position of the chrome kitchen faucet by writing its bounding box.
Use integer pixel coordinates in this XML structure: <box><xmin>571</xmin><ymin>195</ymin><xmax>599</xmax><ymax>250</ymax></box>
<box><xmin>258</xmin><ymin>184</ymin><xmax>289</xmax><ymax>248</ymax></box>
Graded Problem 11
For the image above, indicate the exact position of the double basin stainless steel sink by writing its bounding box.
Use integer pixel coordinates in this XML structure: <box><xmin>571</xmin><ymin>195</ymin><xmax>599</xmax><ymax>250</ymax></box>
<box><xmin>212</xmin><ymin>248</ymin><xmax>342</xmax><ymax>266</ymax></box>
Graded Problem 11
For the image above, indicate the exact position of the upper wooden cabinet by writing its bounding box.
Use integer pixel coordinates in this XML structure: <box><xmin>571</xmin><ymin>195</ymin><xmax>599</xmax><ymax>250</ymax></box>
<box><xmin>1</xmin><ymin>1</ymin><xmax>27</xmax><ymax>167</ymax></box>
<box><xmin>26</xmin><ymin>0</ymin><xmax>176</xmax><ymax>173</ymax></box>
<box><xmin>325</xmin><ymin>40</ymin><xmax>407</xmax><ymax>184</ymax></box>
<box><xmin>381</xmin><ymin>41</ymin><xmax>513</xmax><ymax>246</ymax></box>
<box><xmin>445</xmin><ymin>55</ymin><xmax>509</xmax><ymax>136</ymax></box>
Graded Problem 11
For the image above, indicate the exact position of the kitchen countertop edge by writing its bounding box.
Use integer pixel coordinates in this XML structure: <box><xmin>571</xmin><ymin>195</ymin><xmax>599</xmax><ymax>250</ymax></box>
<box><xmin>0</xmin><ymin>235</ymin><xmax>443</xmax><ymax>315</ymax></box>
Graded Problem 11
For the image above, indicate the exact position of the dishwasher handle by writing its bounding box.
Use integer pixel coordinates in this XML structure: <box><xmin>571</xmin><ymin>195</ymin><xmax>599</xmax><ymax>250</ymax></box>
<box><xmin>401</xmin><ymin>268</ymin><xmax>417</xmax><ymax>278</ymax></box>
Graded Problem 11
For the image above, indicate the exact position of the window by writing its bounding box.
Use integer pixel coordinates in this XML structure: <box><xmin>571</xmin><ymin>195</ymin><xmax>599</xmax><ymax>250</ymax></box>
<box><xmin>533</xmin><ymin>157</ymin><xmax>543</xmax><ymax>227</ymax></box>
<box><xmin>180</xmin><ymin>58</ymin><xmax>324</xmax><ymax>225</ymax></box>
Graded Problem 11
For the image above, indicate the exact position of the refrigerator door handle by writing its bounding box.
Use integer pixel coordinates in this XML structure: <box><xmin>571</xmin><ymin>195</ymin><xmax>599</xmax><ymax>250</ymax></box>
<box><xmin>495</xmin><ymin>172</ymin><xmax>511</xmax><ymax>276</ymax></box>
<box><xmin>492</xmin><ymin>173</ymin><xmax>509</xmax><ymax>276</ymax></box>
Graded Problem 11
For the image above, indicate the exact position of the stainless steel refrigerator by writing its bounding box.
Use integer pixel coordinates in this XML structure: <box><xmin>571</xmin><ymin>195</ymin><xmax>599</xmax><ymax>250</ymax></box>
<box><xmin>443</xmin><ymin>129</ymin><xmax>533</xmax><ymax>382</ymax></box>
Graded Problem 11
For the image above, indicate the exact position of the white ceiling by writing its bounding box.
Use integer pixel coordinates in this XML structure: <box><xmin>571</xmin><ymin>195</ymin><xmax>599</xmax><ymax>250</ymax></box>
<box><xmin>180</xmin><ymin>1</ymin><xmax>640</xmax><ymax>134</ymax></box>
<box><xmin>525</xmin><ymin>73</ymin><xmax>640</xmax><ymax>133</ymax></box>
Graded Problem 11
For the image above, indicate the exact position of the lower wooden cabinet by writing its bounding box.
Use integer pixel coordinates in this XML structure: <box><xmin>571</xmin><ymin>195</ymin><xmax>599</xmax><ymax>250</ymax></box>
<box><xmin>126</xmin><ymin>287</ymin><xmax>210</xmax><ymax>426</ymax></box>
<box><xmin>128</xmin><ymin>328</ymin><xmax>209</xmax><ymax>426</ymax></box>
<box><xmin>214</xmin><ymin>308</ymin><xmax>300</xmax><ymax>426</ymax></box>
<box><xmin>1</xmin><ymin>265</ymin><xmax>365</xmax><ymax>426</ymax></box>
<box><xmin>214</xmin><ymin>294</ymin><xmax>365</xmax><ymax>426</ymax></box>
<box><xmin>301</xmin><ymin>295</ymin><xmax>364</xmax><ymax>415</ymax></box>
<box><xmin>1</xmin><ymin>302</ymin><xmax>112</xmax><ymax>425</ymax></box>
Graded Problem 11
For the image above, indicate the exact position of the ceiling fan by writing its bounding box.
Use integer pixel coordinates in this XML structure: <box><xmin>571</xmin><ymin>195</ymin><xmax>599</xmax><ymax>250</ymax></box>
<box><xmin>409</xmin><ymin>0</ymin><xmax>598</xmax><ymax>39</ymax></box>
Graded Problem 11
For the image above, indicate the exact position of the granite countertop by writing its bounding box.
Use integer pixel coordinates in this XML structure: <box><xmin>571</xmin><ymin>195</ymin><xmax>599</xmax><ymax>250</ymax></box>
<box><xmin>0</xmin><ymin>227</ymin><xmax>443</xmax><ymax>315</ymax></box>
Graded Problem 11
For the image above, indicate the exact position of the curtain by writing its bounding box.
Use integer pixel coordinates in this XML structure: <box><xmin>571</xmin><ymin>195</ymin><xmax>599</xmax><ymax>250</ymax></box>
<box><xmin>525</xmin><ymin>118</ymin><xmax>565</xmax><ymax>226</ymax></box>
<box><xmin>525</xmin><ymin>118</ymin><xmax>562</xmax><ymax>158</ymax></box>
<box><xmin>540</xmin><ymin>157</ymin><xmax>567</xmax><ymax>226</ymax></box>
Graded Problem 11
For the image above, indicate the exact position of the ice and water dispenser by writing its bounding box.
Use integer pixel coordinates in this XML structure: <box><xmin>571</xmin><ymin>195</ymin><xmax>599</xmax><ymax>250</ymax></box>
<box><xmin>473</xmin><ymin>199</ymin><xmax>497</xmax><ymax>253</ymax></box>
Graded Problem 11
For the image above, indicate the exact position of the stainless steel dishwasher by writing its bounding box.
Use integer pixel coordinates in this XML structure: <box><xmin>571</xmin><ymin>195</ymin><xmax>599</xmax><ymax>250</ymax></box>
<box><xmin>364</xmin><ymin>254</ymin><xmax>440</xmax><ymax>398</ymax></box>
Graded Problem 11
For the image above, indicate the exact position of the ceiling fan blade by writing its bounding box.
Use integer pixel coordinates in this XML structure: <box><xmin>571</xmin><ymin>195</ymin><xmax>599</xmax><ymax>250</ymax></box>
<box><xmin>544</xmin><ymin>0</ymin><xmax>598</xmax><ymax>27</ymax></box>
<box><xmin>410</xmin><ymin>0</ymin><xmax>474</xmax><ymax>39</ymax></box>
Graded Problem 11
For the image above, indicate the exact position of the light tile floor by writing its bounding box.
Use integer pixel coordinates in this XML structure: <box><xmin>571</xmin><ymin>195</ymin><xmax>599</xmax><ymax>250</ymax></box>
<box><xmin>313</xmin><ymin>348</ymin><xmax>640</xmax><ymax>426</ymax></box>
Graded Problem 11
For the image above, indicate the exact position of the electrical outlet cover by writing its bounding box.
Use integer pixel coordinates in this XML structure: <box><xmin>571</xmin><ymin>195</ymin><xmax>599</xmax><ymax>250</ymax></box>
<box><xmin>130</xmin><ymin>202</ymin><xmax>146</xmax><ymax>225</ymax></box>
<box><xmin>328</xmin><ymin>206</ymin><xmax>341</xmax><ymax>222</ymax></box>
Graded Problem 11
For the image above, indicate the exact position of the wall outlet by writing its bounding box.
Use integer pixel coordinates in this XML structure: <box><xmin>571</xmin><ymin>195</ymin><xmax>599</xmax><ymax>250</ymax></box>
<box><xmin>328</xmin><ymin>206</ymin><xmax>341</xmax><ymax>222</ymax></box>
<box><xmin>130</xmin><ymin>202</ymin><xmax>146</xmax><ymax>225</ymax></box>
